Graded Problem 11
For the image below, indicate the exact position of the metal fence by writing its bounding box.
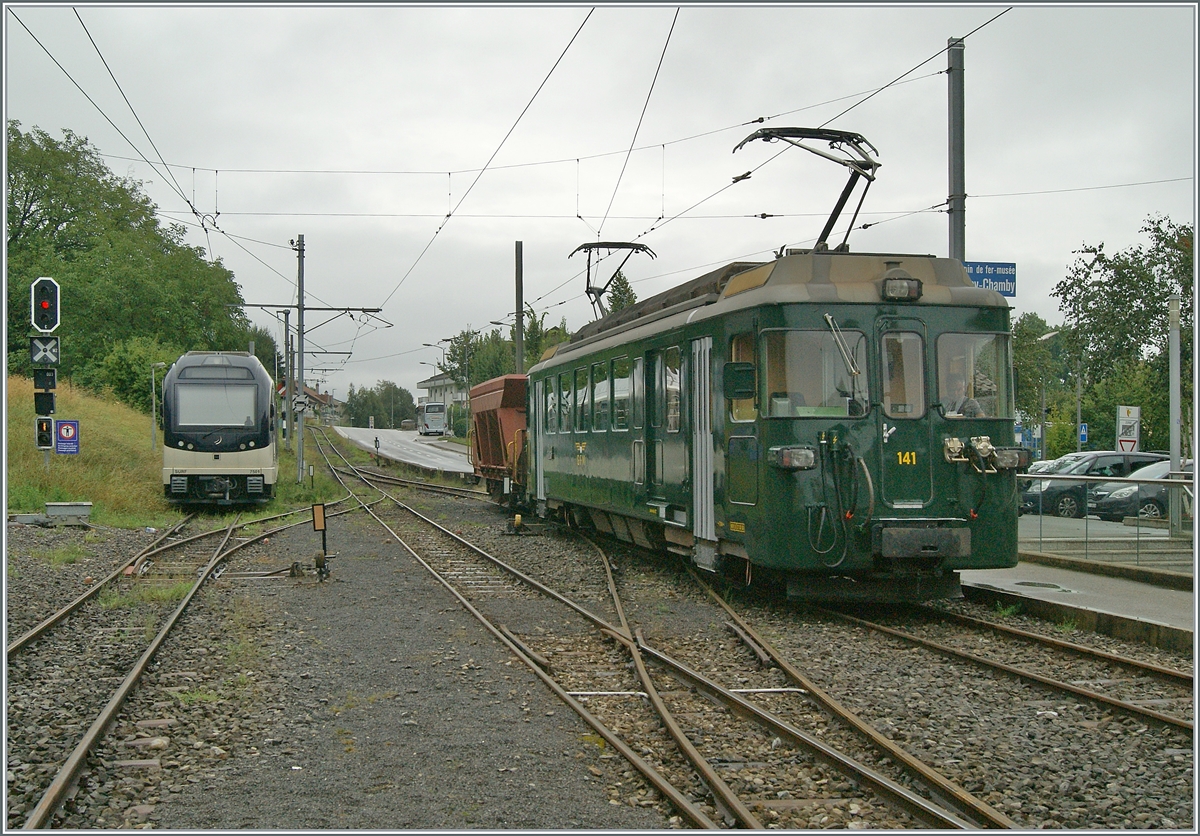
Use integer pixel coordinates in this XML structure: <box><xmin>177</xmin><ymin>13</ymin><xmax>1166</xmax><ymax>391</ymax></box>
<box><xmin>1018</xmin><ymin>470</ymin><xmax>1194</xmax><ymax>575</ymax></box>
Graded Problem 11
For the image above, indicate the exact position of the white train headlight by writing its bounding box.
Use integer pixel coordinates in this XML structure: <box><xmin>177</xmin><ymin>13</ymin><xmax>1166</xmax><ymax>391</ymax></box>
<box><xmin>768</xmin><ymin>446</ymin><xmax>817</xmax><ymax>470</ymax></box>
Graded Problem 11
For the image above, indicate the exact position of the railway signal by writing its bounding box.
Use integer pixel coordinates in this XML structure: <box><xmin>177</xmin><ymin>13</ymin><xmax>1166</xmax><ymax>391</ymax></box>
<box><xmin>34</xmin><ymin>391</ymin><xmax>56</xmax><ymax>415</ymax></box>
<box><xmin>35</xmin><ymin>417</ymin><xmax>53</xmax><ymax>450</ymax></box>
<box><xmin>30</xmin><ymin>277</ymin><xmax>60</xmax><ymax>333</ymax></box>
<box><xmin>33</xmin><ymin>368</ymin><xmax>57</xmax><ymax>390</ymax></box>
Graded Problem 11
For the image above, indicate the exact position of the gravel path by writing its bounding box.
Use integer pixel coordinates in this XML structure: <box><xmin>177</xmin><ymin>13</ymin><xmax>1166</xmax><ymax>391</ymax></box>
<box><xmin>5</xmin><ymin>514</ymin><xmax>671</xmax><ymax>829</ymax></box>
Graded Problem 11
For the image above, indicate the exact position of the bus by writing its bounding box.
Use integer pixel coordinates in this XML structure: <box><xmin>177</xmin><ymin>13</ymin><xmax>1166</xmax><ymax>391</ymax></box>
<box><xmin>417</xmin><ymin>402</ymin><xmax>447</xmax><ymax>436</ymax></box>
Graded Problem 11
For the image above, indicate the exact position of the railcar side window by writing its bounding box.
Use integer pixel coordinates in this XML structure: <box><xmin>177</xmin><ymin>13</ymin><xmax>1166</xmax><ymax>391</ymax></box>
<box><xmin>665</xmin><ymin>346</ymin><xmax>681</xmax><ymax>433</ymax></box>
<box><xmin>545</xmin><ymin>382</ymin><xmax>557</xmax><ymax>434</ymax></box>
<box><xmin>632</xmin><ymin>357</ymin><xmax>644</xmax><ymax>429</ymax></box>
<box><xmin>574</xmin><ymin>367</ymin><xmax>590</xmax><ymax>432</ymax></box>
<box><xmin>881</xmin><ymin>332</ymin><xmax>925</xmax><ymax>418</ymax></box>
<box><xmin>650</xmin><ymin>352</ymin><xmax>663</xmax><ymax>429</ymax></box>
<box><xmin>592</xmin><ymin>361</ymin><xmax>610</xmax><ymax>431</ymax></box>
<box><xmin>762</xmin><ymin>329</ymin><xmax>867</xmax><ymax>417</ymax></box>
<box><xmin>612</xmin><ymin>356</ymin><xmax>631</xmax><ymax>430</ymax></box>
<box><xmin>729</xmin><ymin>333</ymin><xmax>757</xmax><ymax>422</ymax></box>
<box><xmin>937</xmin><ymin>333</ymin><xmax>1013</xmax><ymax>419</ymax></box>
<box><xmin>558</xmin><ymin>373</ymin><xmax>572</xmax><ymax>433</ymax></box>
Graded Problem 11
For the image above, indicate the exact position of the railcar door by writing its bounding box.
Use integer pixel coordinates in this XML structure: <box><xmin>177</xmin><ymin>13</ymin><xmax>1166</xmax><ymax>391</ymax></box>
<box><xmin>690</xmin><ymin>337</ymin><xmax>717</xmax><ymax>568</ymax></box>
<box><xmin>645</xmin><ymin>345</ymin><xmax>689</xmax><ymax>525</ymax></box>
<box><xmin>533</xmin><ymin>378</ymin><xmax>546</xmax><ymax>503</ymax></box>
<box><xmin>877</xmin><ymin>319</ymin><xmax>935</xmax><ymax>508</ymax></box>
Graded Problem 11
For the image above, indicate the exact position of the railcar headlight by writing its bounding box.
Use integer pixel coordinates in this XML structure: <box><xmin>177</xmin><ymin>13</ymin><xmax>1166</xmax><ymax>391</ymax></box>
<box><xmin>768</xmin><ymin>445</ymin><xmax>817</xmax><ymax>470</ymax></box>
<box><xmin>882</xmin><ymin>277</ymin><xmax>923</xmax><ymax>301</ymax></box>
<box><xmin>992</xmin><ymin>447</ymin><xmax>1032</xmax><ymax>470</ymax></box>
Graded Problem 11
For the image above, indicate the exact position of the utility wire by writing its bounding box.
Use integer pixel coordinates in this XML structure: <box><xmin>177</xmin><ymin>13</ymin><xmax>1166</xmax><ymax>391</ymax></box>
<box><xmin>599</xmin><ymin>7</ymin><xmax>678</xmax><ymax>235</ymax></box>
<box><xmin>73</xmin><ymin>9</ymin><xmax>193</xmax><ymax>215</ymax></box>
<box><xmin>818</xmin><ymin>7</ymin><xmax>1012</xmax><ymax>128</ymax></box>
<box><xmin>376</xmin><ymin>7</ymin><xmax>594</xmax><ymax>310</ymax></box>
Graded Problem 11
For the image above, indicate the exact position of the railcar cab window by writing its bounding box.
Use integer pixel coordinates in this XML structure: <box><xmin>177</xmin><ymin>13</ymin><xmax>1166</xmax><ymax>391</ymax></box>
<box><xmin>729</xmin><ymin>333</ymin><xmax>757</xmax><ymax>422</ymax></box>
<box><xmin>937</xmin><ymin>333</ymin><xmax>1013</xmax><ymax>419</ymax></box>
<box><xmin>763</xmin><ymin>329</ymin><xmax>867</xmax><ymax>418</ymax></box>
<box><xmin>881</xmin><ymin>331</ymin><xmax>925</xmax><ymax>418</ymax></box>
<box><xmin>175</xmin><ymin>365</ymin><xmax>256</xmax><ymax>427</ymax></box>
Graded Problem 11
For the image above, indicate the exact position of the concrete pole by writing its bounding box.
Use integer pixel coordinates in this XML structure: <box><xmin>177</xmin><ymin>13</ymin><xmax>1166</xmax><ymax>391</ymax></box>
<box><xmin>515</xmin><ymin>241</ymin><xmax>524</xmax><ymax>373</ymax></box>
<box><xmin>947</xmin><ymin>37</ymin><xmax>966</xmax><ymax>263</ymax></box>
<box><xmin>1168</xmin><ymin>294</ymin><xmax>1182</xmax><ymax>534</ymax></box>
<box><xmin>282</xmin><ymin>309</ymin><xmax>292</xmax><ymax>452</ymax></box>
<box><xmin>296</xmin><ymin>234</ymin><xmax>305</xmax><ymax>483</ymax></box>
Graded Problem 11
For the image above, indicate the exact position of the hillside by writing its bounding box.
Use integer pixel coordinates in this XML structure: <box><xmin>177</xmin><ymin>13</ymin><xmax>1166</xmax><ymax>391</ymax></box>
<box><xmin>6</xmin><ymin>375</ymin><xmax>183</xmax><ymax>527</ymax></box>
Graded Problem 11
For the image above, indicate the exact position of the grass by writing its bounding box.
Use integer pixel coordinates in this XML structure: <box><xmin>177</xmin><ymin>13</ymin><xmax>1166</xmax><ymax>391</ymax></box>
<box><xmin>98</xmin><ymin>580</ymin><xmax>194</xmax><ymax>609</ymax></box>
<box><xmin>32</xmin><ymin>544</ymin><xmax>89</xmax><ymax>566</ymax></box>
<box><xmin>993</xmin><ymin>601</ymin><xmax>1022</xmax><ymax>618</ymax></box>
<box><xmin>7</xmin><ymin>374</ymin><xmax>349</xmax><ymax>529</ymax></box>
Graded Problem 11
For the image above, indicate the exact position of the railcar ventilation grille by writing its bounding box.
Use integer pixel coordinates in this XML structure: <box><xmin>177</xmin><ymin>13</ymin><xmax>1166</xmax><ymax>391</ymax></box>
<box><xmin>170</xmin><ymin>476</ymin><xmax>188</xmax><ymax>494</ymax></box>
<box><xmin>247</xmin><ymin>476</ymin><xmax>264</xmax><ymax>494</ymax></box>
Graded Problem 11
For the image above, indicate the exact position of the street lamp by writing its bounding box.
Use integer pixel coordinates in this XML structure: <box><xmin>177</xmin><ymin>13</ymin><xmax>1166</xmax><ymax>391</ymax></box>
<box><xmin>1037</xmin><ymin>332</ymin><xmax>1058</xmax><ymax>460</ymax></box>
<box><xmin>150</xmin><ymin>362</ymin><xmax>167</xmax><ymax>451</ymax></box>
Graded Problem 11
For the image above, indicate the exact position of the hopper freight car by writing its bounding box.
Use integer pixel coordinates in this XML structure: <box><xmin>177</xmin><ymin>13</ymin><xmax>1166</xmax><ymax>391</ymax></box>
<box><xmin>469</xmin><ymin>374</ymin><xmax>527</xmax><ymax>502</ymax></box>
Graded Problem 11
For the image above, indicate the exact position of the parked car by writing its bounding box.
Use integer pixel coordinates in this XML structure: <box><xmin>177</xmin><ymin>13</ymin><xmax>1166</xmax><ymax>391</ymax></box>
<box><xmin>1089</xmin><ymin>459</ymin><xmax>1193</xmax><ymax>522</ymax></box>
<box><xmin>1018</xmin><ymin>457</ymin><xmax>1060</xmax><ymax>493</ymax></box>
<box><xmin>1020</xmin><ymin>451</ymin><xmax>1169</xmax><ymax>518</ymax></box>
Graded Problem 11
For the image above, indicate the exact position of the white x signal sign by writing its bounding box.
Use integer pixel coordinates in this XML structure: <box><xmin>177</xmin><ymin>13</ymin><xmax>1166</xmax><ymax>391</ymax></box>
<box><xmin>30</xmin><ymin>336</ymin><xmax>61</xmax><ymax>364</ymax></box>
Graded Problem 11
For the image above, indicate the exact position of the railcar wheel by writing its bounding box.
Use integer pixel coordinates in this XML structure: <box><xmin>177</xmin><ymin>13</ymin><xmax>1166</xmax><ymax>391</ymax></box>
<box><xmin>1054</xmin><ymin>494</ymin><xmax>1081</xmax><ymax>518</ymax></box>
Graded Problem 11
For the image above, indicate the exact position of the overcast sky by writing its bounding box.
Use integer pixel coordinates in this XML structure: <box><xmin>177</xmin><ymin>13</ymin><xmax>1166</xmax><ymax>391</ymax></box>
<box><xmin>5</xmin><ymin>3</ymin><xmax>1195</xmax><ymax>403</ymax></box>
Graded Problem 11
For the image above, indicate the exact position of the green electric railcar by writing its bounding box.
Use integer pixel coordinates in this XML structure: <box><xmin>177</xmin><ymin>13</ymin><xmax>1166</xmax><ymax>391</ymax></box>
<box><xmin>523</xmin><ymin>250</ymin><xmax>1029</xmax><ymax>601</ymax></box>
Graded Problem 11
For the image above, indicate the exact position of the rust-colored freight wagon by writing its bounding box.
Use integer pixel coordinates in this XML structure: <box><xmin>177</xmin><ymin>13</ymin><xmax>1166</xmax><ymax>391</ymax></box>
<box><xmin>469</xmin><ymin>374</ymin><xmax>527</xmax><ymax>501</ymax></box>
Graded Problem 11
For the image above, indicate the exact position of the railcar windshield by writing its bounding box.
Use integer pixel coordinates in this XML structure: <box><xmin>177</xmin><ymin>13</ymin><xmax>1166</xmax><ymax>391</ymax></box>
<box><xmin>937</xmin><ymin>333</ymin><xmax>1013</xmax><ymax>419</ymax></box>
<box><xmin>762</xmin><ymin>329</ymin><xmax>868</xmax><ymax>417</ymax></box>
<box><xmin>176</xmin><ymin>384</ymin><xmax>258</xmax><ymax>428</ymax></box>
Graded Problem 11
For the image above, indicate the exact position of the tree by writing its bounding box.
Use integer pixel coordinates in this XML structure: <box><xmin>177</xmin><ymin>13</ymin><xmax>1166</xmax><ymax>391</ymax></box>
<box><xmin>1053</xmin><ymin>214</ymin><xmax>1193</xmax><ymax>456</ymax></box>
<box><xmin>606</xmin><ymin>270</ymin><xmax>637</xmax><ymax>313</ymax></box>
<box><xmin>344</xmin><ymin>381</ymin><xmax>415</xmax><ymax>429</ymax></box>
<box><xmin>6</xmin><ymin>121</ymin><xmax>263</xmax><ymax>389</ymax></box>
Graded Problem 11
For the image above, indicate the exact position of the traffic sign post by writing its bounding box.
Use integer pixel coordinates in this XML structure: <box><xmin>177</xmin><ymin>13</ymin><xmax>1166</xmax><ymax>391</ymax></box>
<box><xmin>55</xmin><ymin>420</ymin><xmax>80</xmax><ymax>455</ymax></box>
<box><xmin>1116</xmin><ymin>405</ymin><xmax>1141</xmax><ymax>453</ymax></box>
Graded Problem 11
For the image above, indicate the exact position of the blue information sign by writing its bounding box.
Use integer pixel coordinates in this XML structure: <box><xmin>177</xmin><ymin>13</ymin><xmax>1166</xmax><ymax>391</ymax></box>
<box><xmin>55</xmin><ymin>419</ymin><xmax>79</xmax><ymax>455</ymax></box>
<box><xmin>1079</xmin><ymin>422</ymin><xmax>1088</xmax><ymax>443</ymax></box>
<box><xmin>963</xmin><ymin>262</ymin><xmax>1017</xmax><ymax>297</ymax></box>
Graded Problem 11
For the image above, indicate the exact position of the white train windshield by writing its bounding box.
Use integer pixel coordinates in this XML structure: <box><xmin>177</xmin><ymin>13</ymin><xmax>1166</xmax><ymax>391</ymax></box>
<box><xmin>176</xmin><ymin>383</ymin><xmax>258</xmax><ymax>428</ymax></box>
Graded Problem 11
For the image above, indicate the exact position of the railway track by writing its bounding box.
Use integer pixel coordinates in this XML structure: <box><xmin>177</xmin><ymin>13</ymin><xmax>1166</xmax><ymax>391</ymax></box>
<box><xmin>822</xmin><ymin>604</ymin><xmax>1193</xmax><ymax>732</ymax></box>
<box><xmin>5</xmin><ymin>502</ymin><xmax>358</xmax><ymax>830</ymax></box>
<box><xmin>313</xmin><ymin>428</ymin><xmax>1005</xmax><ymax>829</ymax></box>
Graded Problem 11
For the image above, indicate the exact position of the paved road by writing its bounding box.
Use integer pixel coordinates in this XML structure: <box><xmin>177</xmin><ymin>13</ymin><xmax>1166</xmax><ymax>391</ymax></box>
<box><xmin>334</xmin><ymin>426</ymin><xmax>473</xmax><ymax>474</ymax></box>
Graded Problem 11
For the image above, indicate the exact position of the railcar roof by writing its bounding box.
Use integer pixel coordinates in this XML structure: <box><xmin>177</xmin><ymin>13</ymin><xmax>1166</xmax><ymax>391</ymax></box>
<box><xmin>534</xmin><ymin>250</ymin><xmax>1007</xmax><ymax>369</ymax></box>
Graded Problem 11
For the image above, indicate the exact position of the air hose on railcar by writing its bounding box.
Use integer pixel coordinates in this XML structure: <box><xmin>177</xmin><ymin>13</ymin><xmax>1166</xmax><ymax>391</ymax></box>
<box><xmin>808</xmin><ymin>435</ymin><xmax>870</xmax><ymax>568</ymax></box>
